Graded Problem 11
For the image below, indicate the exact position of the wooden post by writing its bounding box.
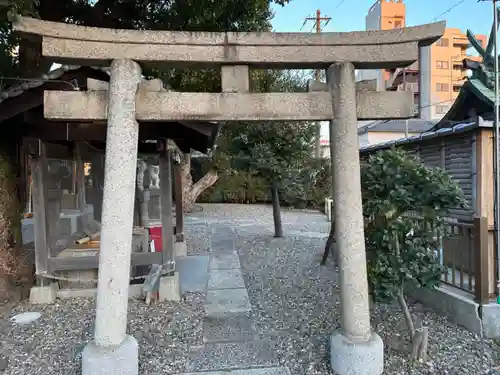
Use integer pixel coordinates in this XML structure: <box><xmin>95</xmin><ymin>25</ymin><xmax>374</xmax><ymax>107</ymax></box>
<box><xmin>174</xmin><ymin>163</ymin><xmax>184</xmax><ymax>242</ymax></box>
<box><xmin>159</xmin><ymin>147</ymin><xmax>175</xmax><ymax>272</ymax></box>
<box><xmin>474</xmin><ymin>216</ymin><xmax>490</xmax><ymax>304</ymax></box>
<box><xmin>75</xmin><ymin>143</ymin><xmax>86</xmax><ymax>211</ymax></box>
<box><xmin>30</xmin><ymin>142</ymin><xmax>50</xmax><ymax>275</ymax></box>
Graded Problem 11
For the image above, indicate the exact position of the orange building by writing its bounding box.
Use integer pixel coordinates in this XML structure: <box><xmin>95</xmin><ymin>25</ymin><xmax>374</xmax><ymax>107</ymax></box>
<box><xmin>361</xmin><ymin>0</ymin><xmax>487</xmax><ymax>120</ymax></box>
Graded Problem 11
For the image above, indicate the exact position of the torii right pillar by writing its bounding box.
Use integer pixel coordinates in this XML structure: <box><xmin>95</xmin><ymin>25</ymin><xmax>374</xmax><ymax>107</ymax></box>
<box><xmin>327</xmin><ymin>62</ymin><xmax>384</xmax><ymax>375</ymax></box>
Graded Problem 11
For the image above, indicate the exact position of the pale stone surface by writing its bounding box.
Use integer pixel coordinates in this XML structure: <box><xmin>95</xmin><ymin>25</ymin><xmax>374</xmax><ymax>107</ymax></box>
<box><xmin>92</xmin><ymin>59</ymin><xmax>142</xmax><ymax>348</ymax></box>
<box><xmin>174</xmin><ymin>240</ymin><xmax>188</xmax><ymax>257</ymax></box>
<box><xmin>82</xmin><ymin>335</ymin><xmax>138</xmax><ymax>375</ymax></box>
<box><xmin>327</xmin><ymin>62</ymin><xmax>373</xmax><ymax>342</ymax></box>
<box><xmin>205</xmin><ymin>289</ymin><xmax>252</xmax><ymax>316</ymax></box>
<box><xmin>203</xmin><ymin>314</ymin><xmax>256</xmax><ymax>343</ymax></box>
<box><xmin>12</xmin><ymin>16</ymin><xmax>445</xmax><ymax>69</ymax></box>
<box><xmin>208</xmin><ymin>269</ymin><xmax>245</xmax><ymax>290</ymax></box>
<box><xmin>180</xmin><ymin>367</ymin><xmax>291</xmax><ymax>375</ymax></box>
<box><xmin>330</xmin><ymin>332</ymin><xmax>384</xmax><ymax>375</ymax></box>
<box><xmin>221</xmin><ymin>65</ymin><xmax>249</xmax><ymax>93</ymax></box>
<box><xmin>158</xmin><ymin>272</ymin><xmax>181</xmax><ymax>302</ymax></box>
<box><xmin>58</xmin><ymin>269</ymin><xmax>98</xmax><ymax>289</ymax></box>
<box><xmin>12</xmin><ymin>16</ymin><xmax>445</xmax><ymax>47</ymax></box>
<box><xmin>57</xmin><ymin>283</ymin><xmax>143</xmax><ymax>300</ymax></box>
<box><xmin>308</xmin><ymin>78</ymin><xmax>377</xmax><ymax>92</ymax></box>
<box><xmin>29</xmin><ymin>282</ymin><xmax>58</xmax><ymax>304</ymax></box>
<box><xmin>176</xmin><ymin>256</ymin><xmax>209</xmax><ymax>293</ymax></box>
<box><xmin>187</xmin><ymin>340</ymin><xmax>279</xmax><ymax>372</ymax></box>
<box><xmin>44</xmin><ymin>90</ymin><xmax>415</xmax><ymax>122</ymax></box>
<box><xmin>209</xmin><ymin>253</ymin><xmax>240</xmax><ymax>270</ymax></box>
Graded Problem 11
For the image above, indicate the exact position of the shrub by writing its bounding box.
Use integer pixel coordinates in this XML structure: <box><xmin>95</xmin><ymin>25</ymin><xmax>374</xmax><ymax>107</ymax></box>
<box><xmin>362</xmin><ymin>148</ymin><xmax>466</xmax><ymax>360</ymax></box>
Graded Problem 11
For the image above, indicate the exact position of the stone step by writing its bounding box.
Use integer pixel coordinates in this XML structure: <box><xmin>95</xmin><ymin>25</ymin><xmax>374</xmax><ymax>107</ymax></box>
<box><xmin>186</xmin><ymin>339</ymin><xmax>281</xmax><ymax>372</ymax></box>
<box><xmin>205</xmin><ymin>288</ymin><xmax>252</xmax><ymax>316</ymax></box>
<box><xmin>203</xmin><ymin>314</ymin><xmax>256</xmax><ymax>343</ymax></box>
<box><xmin>180</xmin><ymin>367</ymin><xmax>291</xmax><ymax>375</ymax></box>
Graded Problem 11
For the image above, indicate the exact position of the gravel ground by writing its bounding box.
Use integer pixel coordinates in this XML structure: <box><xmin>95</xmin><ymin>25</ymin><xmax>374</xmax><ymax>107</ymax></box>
<box><xmin>0</xmin><ymin>294</ymin><xmax>205</xmax><ymax>375</ymax></box>
<box><xmin>0</xmin><ymin>204</ymin><xmax>499</xmax><ymax>375</ymax></box>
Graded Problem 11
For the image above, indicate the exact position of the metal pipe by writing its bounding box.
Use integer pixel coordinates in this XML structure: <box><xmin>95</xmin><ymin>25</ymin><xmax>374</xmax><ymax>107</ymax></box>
<box><xmin>493</xmin><ymin>0</ymin><xmax>500</xmax><ymax>300</ymax></box>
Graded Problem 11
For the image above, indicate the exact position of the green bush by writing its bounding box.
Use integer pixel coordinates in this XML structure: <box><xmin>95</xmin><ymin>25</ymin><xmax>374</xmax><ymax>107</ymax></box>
<box><xmin>197</xmin><ymin>158</ymin><xmax>332</xmax><ymax>210</ymax></box>
<box><xmin>362</xmin><ymin>148</ymin><xmax>466</xmax><ymax>360</ymax></box>
<box><xmin>198</xmin><ymin>171</ymin><xmax>270</xmax><ymax>204</ymax></box>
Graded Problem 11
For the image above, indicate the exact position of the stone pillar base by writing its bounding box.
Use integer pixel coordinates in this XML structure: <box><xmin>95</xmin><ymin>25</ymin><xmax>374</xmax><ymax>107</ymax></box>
<box><xmin>82</xmin><ymin>335</ymin><xmax>138</xmax><ymax>375</ymax></box>
<box><xmin>174</xmin><ymin>241</ymin><xmax>187</xmax><ymax>257</ymax></box>
<box><xmin>29</xmin><ymin>282</ymin><xmax>59</xmax><ymax>304</ymax></box>
<box><xmin>158</xmin><ymin>272</ymin><xmax>181</xmax><ymax>301</ymax></box>
<box><xmin>330</xmin><ymin>331</ymin><xmax>383</xmax><ymax>375</ymax></box>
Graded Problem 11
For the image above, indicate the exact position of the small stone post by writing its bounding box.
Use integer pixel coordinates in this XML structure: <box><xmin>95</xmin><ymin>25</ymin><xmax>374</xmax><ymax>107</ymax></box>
<box><xmin>82</xmin><ymin>59</ymin><xmax>142</xmax><ymax>375</ymax></box>
<box><xmin>158</xmin><ymin>146</ymin><xmax>180</xmax><ymax>301</ymax></box>
<box><xmin>327</xmin><ymin>62</ymin><xmax>384</xmax><ymax>375</ymax></box>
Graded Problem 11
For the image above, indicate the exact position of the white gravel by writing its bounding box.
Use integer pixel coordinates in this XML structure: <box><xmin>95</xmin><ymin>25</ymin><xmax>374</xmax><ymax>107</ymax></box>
<box><xmin>0</xmin><ymin>204</ymin><xmax>498</xmax><ymax>375</ymax></box>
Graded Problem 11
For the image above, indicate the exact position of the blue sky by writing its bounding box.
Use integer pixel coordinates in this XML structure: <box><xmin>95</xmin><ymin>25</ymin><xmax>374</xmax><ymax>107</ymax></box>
<box><xmin>271</xmin><ymin>0</ymin><xmax>493</xmax><ymax>37</ymax></box>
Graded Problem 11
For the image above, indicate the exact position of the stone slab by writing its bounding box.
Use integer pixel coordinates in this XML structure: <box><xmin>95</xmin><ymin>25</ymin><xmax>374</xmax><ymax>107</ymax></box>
<box><xmin>205</xmin><ymin>289</ymin><xmax>252</xmax><ymax>315</ymax></box>
<box><xmin>159</xmin><ymin>272</ymin><xmax>181</xmax><ymax>302</ymax></box>
<box><xmin>208</xmin><ymin>269</ymin><xmax>245</xmax><ymax>290</ymax></box>
<box><xmin>57</xmin><ymin>283</ymin><xmax>143</xmax><ymax>299</ymax></box>
<box><xmin>482</xmin><ymin>303</ymin><xmax>500</xmax><ymax>338</ymax></box>
<box><xmin>176</xmin><ymin>255</ymin><xmax>210</xmax><ymax>293</ymax></box>
<box><xmin>29</xmin><ymin>282</ymin><xmax>58</xmax><ymax>304</ymax></box>
<box><xmin>210</xmin><ymin>238</ymin><xmax>236</xmax><ymax>253</ymax></box>
<box><xmin>203</xmin><ymin>314</ymin><xmax>256</xmax><ymax>343</ymax></box>
<box><xmin>187</xmin><ymin>340</ymin><xmax>280</xmax><ymax>372</ymax></box>
<box><xmin>210</xmin><ymin>253</ymin><xmax>240</xmax><ymax>270</ymax></box>
<box><xmin>45</xmin><ymin>90</ymin><xmax>415</xmax><ymax>122</ymax></box>
<box><xmin>179</xmin><ymin>367</ymin><xmax>291</xmax><ymax>375</ymax></box>
<box><xmin>289</xmin><ymin>230</ymin><xmax>328</xmax><ymax>239</ymax></box>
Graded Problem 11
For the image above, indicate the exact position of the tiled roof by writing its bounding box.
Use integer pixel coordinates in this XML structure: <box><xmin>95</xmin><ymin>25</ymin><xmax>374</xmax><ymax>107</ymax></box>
<box><xmin>0</xmin><ymin>65</ymin><xmax>108</xmax><ymax>104</ymax></box>
<box><xmin>358</xmin><ymin>118</ymin><xmax>437</xmax><ymax>134</ymax></box>
<box><xmin>360</xmin><ymin>117</ymin><xmax>492</xmax><ymax>154</ymax></box>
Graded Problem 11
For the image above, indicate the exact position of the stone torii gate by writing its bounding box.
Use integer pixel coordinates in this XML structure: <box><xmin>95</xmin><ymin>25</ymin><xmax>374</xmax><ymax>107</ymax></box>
<box><xmin>12</xmin><ymin>16</ymin><xmax>445</xmax><ymax>375</ymax></box>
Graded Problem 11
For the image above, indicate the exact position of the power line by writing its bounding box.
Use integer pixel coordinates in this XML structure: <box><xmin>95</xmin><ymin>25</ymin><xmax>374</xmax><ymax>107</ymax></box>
<box><xmin>335</xmin><ymin>0</ymin><xmax>347</xmax><ymax>9</ymax></box>
<box><xmin>430</xmin><ymin>0</ymin><xmax>467</xmax><ymax>22</ymax></box>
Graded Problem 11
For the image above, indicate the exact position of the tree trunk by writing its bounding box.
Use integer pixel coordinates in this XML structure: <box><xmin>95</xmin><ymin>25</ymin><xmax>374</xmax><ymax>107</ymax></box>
<box><xmin>397</xmin><ymin>287</ymin><xmax>429</xmax><ymax>361</ymax></box>
<box><xmin>179</xmin><ymin>152</ymin><xmax>218</xmax><ymax>213</ymax></box>
<box><xmin>271</xmin><ymin>181</ymin><xmax>283</xmax><ymax>238</ymax></box>
<box><xmin>321</xmin><ymin>223</ymin><xmax>335</xmax><ymax>265</ymax></box>
<box><xmin>0</xmin><ymin>151</ymin><xmax>33</xmax><ymax>301</ymax></box>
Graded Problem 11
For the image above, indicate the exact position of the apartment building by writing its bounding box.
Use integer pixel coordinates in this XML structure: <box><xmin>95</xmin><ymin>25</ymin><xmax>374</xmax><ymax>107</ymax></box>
<box><xmin>359</xmin><ymin>0</ymin><xmax>486</xmax><ymax>121</ymax></box>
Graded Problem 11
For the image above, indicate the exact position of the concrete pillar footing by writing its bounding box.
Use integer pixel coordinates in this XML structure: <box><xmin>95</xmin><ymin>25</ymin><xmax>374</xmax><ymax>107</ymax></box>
<box><xmin>330</xmin><ymin>331</ymin><xmax>384</xmax><ymax>375</ymax></box>
<box><xmin>158</xmin><ymin>272</ymin><xmax>181</xmax><ymax>301</ymax></box>
<box><xmin>174</xmin><ymin>241</ymin><xmax>188</xmax><ymax>257</ymax></box>
<box><xmin>29</xmin><ymin>282</ymin><xmax>59</xmax><ymax>304</ymax></box>
<box><xmin>82</xmin><ymin>335</ymin><xmax>138</xmax><ymax>375</ymax></box>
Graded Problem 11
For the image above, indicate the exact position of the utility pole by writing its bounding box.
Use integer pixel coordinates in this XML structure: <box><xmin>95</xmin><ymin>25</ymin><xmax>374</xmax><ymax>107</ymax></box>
<box><xmin>303</xmin><ymin>9</ymin><xmax>331</xmax><ymax>158</ymax></box>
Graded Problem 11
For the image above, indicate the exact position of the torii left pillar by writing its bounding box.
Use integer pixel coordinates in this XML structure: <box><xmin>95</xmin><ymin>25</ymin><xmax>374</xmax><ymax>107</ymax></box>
<box><xmin>82</xmin><ymin>59</ymin><xmax>142</xmax><ymax>375</ymax></box>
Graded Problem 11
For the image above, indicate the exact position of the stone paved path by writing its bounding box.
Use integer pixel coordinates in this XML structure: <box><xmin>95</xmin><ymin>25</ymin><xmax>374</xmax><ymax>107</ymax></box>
<box><xmin>182</xmin><ymin>224</ymin><xmax>291</xmax><ymax>375</ymax></box>
<box><xmin>176</xmin><ymin>215</ymin><xmax>320</xmax><ymax>375</ymax></box>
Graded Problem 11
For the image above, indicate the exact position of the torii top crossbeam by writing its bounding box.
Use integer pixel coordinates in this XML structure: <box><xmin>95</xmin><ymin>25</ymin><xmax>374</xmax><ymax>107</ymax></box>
<box><xmin>12</xmin><ymin>16</ymin><xmax>445</xmax><ymax>70</ymax></box>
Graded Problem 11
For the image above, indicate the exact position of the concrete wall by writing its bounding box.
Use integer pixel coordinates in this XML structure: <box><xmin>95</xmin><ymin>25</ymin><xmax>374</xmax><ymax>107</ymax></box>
<box><xmin>419</xmin><ymin>45</ymin><xmax>432</xmax><ymax>120</ymax></box>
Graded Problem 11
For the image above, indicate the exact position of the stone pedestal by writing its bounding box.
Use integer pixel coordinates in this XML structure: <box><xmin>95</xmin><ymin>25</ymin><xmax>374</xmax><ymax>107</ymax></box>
<box><xmin>330</xmin><ymin>332</ymin><xmax>384</xmax><ymax>375</ymax></box>
<box><xmin>159</xmin><ymin>272</ymin><xmax>181</xmax><ymax>301</ymax></box>
<box><xmin>29</xmin><ymin>282</ymin><xmax>58</xmax><ymax>304</ymax></box>
<box><xmin>327</xmin><ymin>62</ymin><xmax>384</xmax><ymax>375</ymax></box>
<box><xmin>174</xmin><ymin>240</ymin><xmax>188</xmax><ymax>257</ymax></box>
<box><xmin>82</xmin><ymin>335</ymin><xmax>138</xmax><ymax>375</ymax></box>
<box><xmin>82</xmin><ymin>59</ymin><xmax>142</xmax><ymax>375</ymax></box>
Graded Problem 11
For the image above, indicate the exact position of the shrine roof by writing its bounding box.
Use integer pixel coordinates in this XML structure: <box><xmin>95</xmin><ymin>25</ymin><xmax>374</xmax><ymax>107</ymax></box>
<box><xmin>0</xmin><ymin>65</ymin><xmax>219</xmax><ymax>154</ymax></box>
